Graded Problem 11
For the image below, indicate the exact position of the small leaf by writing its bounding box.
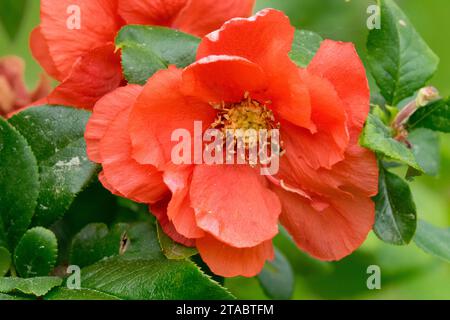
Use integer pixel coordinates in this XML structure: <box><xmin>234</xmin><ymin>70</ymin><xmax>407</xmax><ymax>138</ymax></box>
<box><xmin>289</xmin><ymin>29</ymin><xmax>323</xmax><ymax>68</ymax></box>
<box><xmin>360</xmin><ymin>113</ymin><xmax>422</xmax><ymax>171</ymax></box>
<box><xmin>70</xmin><ymin>223</ymin><xmax>129</xmax><ymax>268</ymax></box>
<box><xmin>0</xmin><ymin>276</ymin><xmax>62</xmax><ymax>297</ymax></box>
<box><xmin>9</xmin><ymin>106</ymin><xmax>98</xmax><ymax>227</ymax></box>
<box><xmin>116</xmin><ymin>25</ymin><xmax>200</xmax><ymax>85</ymax></box>
<box><xmin>0</xmin><ymin>0</ymin><xmax>28</xmax><ymax>41</ymax></box>
<box><xmin>122</xmin><ymin>221</ymin><xmax>164</xmax><ymax>260</ymax></box>
<box><xmin>0</xmin><ymin>247</ymin><xmax>11</xmax><ymax>276</ymax></box>
<box><xmin>14</xmin><ymin>227</ymin><xmax>58</xmax><ymax>278</ymax></box>
<box><xmin>156</xmin><ymin>223</ymin><xmax>197</xmax><ymax>260</ymax></box>
<box><xmin>45</xmin><ymin>288</ymin><xmax>120</xmax><ymax>300</ymax></box>
<box><xmin>70</xmin><ymin>222</ymin><xmax>163</xmax><ymax>267</ymax></box>
<box><xmin>407</xmin><ymin>128</ymin><xmax>440</xmax><ymax>176</ymax></box>
<box><xmin>0</xmin><ymin>117</ymin><xmax>40</xmax><ymax>248</ymax></box>
<box><xmin>408</xmin><ymin>98</ymin><xmax>450</xmax><ymax>133</ymax></box>
<box><xmin>373</xmin><ymin>166</ymin><xmax>417</xmax><ymax>245</ymax></box>
<box><xmin>367</xmin><ymin>0</ymin><xmax>439</xmax><ymax>105</ymax></box>
<box><xmin>414</xmin><ymin>220</ymin><xmax>450</xmax><ymax>262</ymax></box>
<box><xmin>257</xmin><ymin>247</ymin><xmax>294</xmax><ymax>300</ymax></box>
<box><xmin>78</xmin><ymin>256</ymin><xmax>234</xmax><ymax>300</ymax></box>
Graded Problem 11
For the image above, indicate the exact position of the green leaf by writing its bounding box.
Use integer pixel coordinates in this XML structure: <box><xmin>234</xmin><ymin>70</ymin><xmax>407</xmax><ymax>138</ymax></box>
<box><xmin>373</xmin><ymin>166</ymin><xmax>417</xmax><ymax>245</ymax></box>
<box><xmin>408</xmin><ymin>128</ymin><xmax>440</xmax><ymax>176</ymax></box>
<box><xmin>0</xmin><ymin>292</ymin><xmax>32</xmax><ymax>300</ymax></box>
<box><xmin>0</xmin><ymin>247</ymin><xmax>11</xmax><ymax>276</ymax></box>
<box><xmin>14</xmin><ymin>227</ymin><xmax>58</xmax><ymax>278</ymax></box>
<box><xmin>414</xmin><ymin>220</ymin><xmax>450</xmax><ymax>262</ymax></box>
<box><xmin>360</xmin><ymin>113</ymin><xmax>422</xmax><ymax>171</ymax></box>
<box><xmin>257</xmin><ymin>247</ymin><xmax>294</xmax><ymax>300</ymax></box>
<box><xmin>70</xmin><ymin>221</ymin><xmax>163</xmax><ymax>267</ymax></box>
<box><xmin>156</xmin><ymin>222</ymin><xmax>197</xmax><ymax>260</ymax></box>
<box><xmin>0</xmin><ymin>117</ymin><xmax>40</xmax><ymax>248</ymax></box>
<box><xmin>78</xmin><ymin>256</ymin><xmax>234</xmax><ymax>300</ymax></box>
<box><xmin>367</xmin><ymin>0</ymin><xmax>439</xmax><ymax>105</ymax></box>
<box><xmin>407</xmin><ymin>98</ymin><xmax>450</xmax><ymax>133</ymax></box>
<box><xmin>289</xmin><ymin>29</ymin><xmax>323</xmax><ymax>68</ymax></box>
<box><xmin>9</xmin><ymin>106</ymin><xmax>98</xmax><ymax>227</ymax></box>
<box><xmin>116</xmin><ymin>25</ymin><xmax>200</xmax><ymax>85</ymax></box>
<box><xmin>121</xmin><ymin>221</ymin><xmax>164</xmax><ymax>260</ymax></box>
<box><xmin>70</xmin><ymin>223</ymin><xmax>129</xmax><ymax>268</ymax></box>
<box><xmin>0</xmin><ymin>0</ymin><xmax>28</xmax><ymax>41</ymax></box>
<box><xmin>0</xmin><ymin>276</ymin><xmax>62</xmax><ymax>297</ymax></box>
<box><xmin>45</xmin><ymin>288</ymin><xmax>120</xmax><ymax>300</ymax></box>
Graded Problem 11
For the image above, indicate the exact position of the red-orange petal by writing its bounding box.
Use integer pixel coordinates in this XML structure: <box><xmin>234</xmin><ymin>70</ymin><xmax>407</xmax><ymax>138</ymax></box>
<box><xmin>196</xmin><ymin>234</ymin><xmax>274</xmax><ymax>277</ymax></box>
<box><xmin>163</xmin><ymin>164</ymin><xmax>205</xmax><ymax>239</ymax></box>
<box><xmin>308</xmin><ymin>40</ymin><xmax>370</xmax><ymax>131</ymax></box>
<box><xmin>40</xmin><ymin>0</ymin><xmax>120</xmax><ymax>78</ymax></box>
<box><xmin>196</xmin><ymin>9</ymin><xmax>313</xmax><ymax>129</ymax></box>
<box><xmin>47</xmin><ymin>44</ymin><xmax>122</xmax><ymax>110</ymax></box>
<box><xmin>99</xmin><ymin>99</ymin><xmax>168</xmax><ymax>204</ymax></box>
<box><xmin>277</xmin><ymin>139</ymin><xmax>378</xmax><ymax>201</ymax></box>
<box><xmin>190</xmin><ymin>165</ymin><xmax>281</xmax><ymax>248</ymax></box>
<box><xmin>152</xmin><ymin>199</ymin><xmax>196</xmax><ymax>247</ymax></box>
<box><xmin>266</xmin><ymin>59</ymin><xmax>313</xmax><ymax>129</ymax></box>
<box><xmin>118</xmin><ymin>0</ymin><xmax>187</xmax><ymax>26</ymax></box>
<box><xmin>279</xmin><ymin>70</ymin><xmax>349</xmax><ymax>170</ymax></box>
<box><xmin>182</xmin><ymin>55</ymin><xmax>268</xmax><ymax>103</ymax></box>
<box><xmin>129</xmin><ymin>66</ymin><xmax>215</xmax><ymax>169</ymax></box>
<box><xmin>30</xmin><ymin>27</ymin><xmax>61</xmax><ymax>80</ymax></box>
<box><xmin>275</xmin><ymin>187</ymin><xmax>375</xmax><ymax>261</ymax></box>
<box><xmin>98</xmin><ymin>170</ymin><xmax>125</xmax><ymax>198</ymax></box>
<box><xmin>197</xmin><ymin>9</ymin><xmax>294</xmax><ymax>72</ymax></box>
<box><xmin>85</xmin><ymin>84</ymin><xmax>142</xmax><ymax>163</ymax></box>
<box><xmin>174</xmin><ymin>0</ymin><xmax>255</xmax><ymax>37</ymax></box>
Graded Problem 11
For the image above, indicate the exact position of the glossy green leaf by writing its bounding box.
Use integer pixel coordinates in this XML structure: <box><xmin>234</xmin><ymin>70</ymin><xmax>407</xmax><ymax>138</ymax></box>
<box><xmin>45</xmin><ymin>288</ymin><xmax>120</xmax><ymax>300</ymax></box>
<box><xmin>14</xmin><ymin>227</ymin><xmax>58</xmax><ymax>278</ymax></box>
<box><xmin>9</xmin><ymin>106</ymin><xmax>98</xmax><ymax>227</ymax></box>
<box><xmin>408</xmin><ymin>98</ymin><xmax>450</xmax><ymax>133</ymax></box>
<box><xmin>414</xmin><ymin>220</ymin><xmax>450</xmax><ymax>262</ymax></box>
<box><xmin>116</xmin><ymin>25</ymin><xmax>200</xmax><ymax>85</ymax></box>
<box><xmin>373</xmin><ymin>166</ymin><xmax>417</xmax><ymax>245</ymax></box>
<box><xmin>289</xmin><ymin>29</ymin><xmax>323</xmax><ymax>67</ymax></box>
<box><xmin>70</xmin><ymin>221</ymin><xmax>163</xmax><ymax>267</ymax></box>
<box><xmin>367</xmin><ymin>0</ymin><xmax>439</xmax><ymax>105</ymax></box>
<box><xmin>0</xmin><ymin>292</ymin><xmax>32</xmax><ymax>300</ymax></box>
<box><xmin>116</xmin><ymin>221</ymin><xmax>163</xmax><ymax>260</ymax></box>
<box><xmin>0</xmin><ymin>0</ymin><xmax>28</xmax><ymax>41</ymax></box>
<box><xmin>360</xmin><ymin>113</ymin><xmax>422</xmax><ymax>171</ymax></box>
<box><xmin>0</xmin><ymin>276</ymin><xmax>62</xmax><ymax>297</ymax></box>
<box><xmin>78</xmin><ymin>256</ymin><xmax>234</xmax><ymax>300</ymax></box>
<box><xmin>156</xmin><ymin>222</ymin><xmax>197</xmax><ymax>260</ymax></box>
<box><xmin>70</xmin><ymin>223</ymin><xmax>129</xmax><ymax>268</ymax></box>
<box><xmin>408</xmin><ymin>128</ymin><xmax>440</xmax><ymax>176</ymax></box>
<box><xmin>0</xmin><ymin>247</ymin><xmax>11</xmax><ymax>276</ymax></box>
<box><xmin>0</xmin><ymin>117</ymin><xmax>39</xmax><ymax>248</ymax></box>
<box><xmin>257</xmin><ymin>247</ymin><xmax>294</xmax><ymax>300</ymax></box>
<box><xmin>59</xmin><ymin>217</ymin><xmax>231</xmax><ymax>300</ymax></box>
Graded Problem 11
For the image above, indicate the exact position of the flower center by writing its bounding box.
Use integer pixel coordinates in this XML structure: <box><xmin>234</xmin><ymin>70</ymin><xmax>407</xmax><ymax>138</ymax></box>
<box><xmin>211</xmin><ymin>92</ymin><xmax>279</xmax><ymax>136</ymax></box>
<box><xmin>209</xmin><ymin>93</ymin><xmax>284</xmax><ymax>163</ymax></box>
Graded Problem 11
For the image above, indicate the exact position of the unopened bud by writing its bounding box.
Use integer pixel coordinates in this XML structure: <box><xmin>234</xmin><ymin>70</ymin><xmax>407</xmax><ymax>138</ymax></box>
<box><xmin>415</xmin><ymin>86</ymin><xmax>440</xmax><ymax>107</ymax></box>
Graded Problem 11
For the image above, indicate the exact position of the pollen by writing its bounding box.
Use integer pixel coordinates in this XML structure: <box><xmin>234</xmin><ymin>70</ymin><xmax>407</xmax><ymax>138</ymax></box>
<box><xmin>209</xmin><ymin>92</ymin><xmax>284</xmax><ymax>161</ymax></box>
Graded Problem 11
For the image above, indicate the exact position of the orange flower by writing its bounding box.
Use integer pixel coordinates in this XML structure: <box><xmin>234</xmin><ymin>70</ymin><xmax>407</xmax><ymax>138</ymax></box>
<box><xmin>85</xmin><ymin>9</ymin><xmax>379</xmax><ymax>277</ymax></box>
<box><xmin>0</xmin><ymin>56</ymin><xmax>50</xmax><ymax>117</ymax></box>
<box><xmin>30</xmin><ymin>0</ymin><xmax>255</xmax><ymax>109</ymax></box>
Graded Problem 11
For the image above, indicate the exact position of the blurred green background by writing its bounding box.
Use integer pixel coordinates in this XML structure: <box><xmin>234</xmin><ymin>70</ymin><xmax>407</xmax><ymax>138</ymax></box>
<box><xmin>1</xmin><ymin>0</ymin><xmax>449</xmax><ymax>299</ymax></box>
